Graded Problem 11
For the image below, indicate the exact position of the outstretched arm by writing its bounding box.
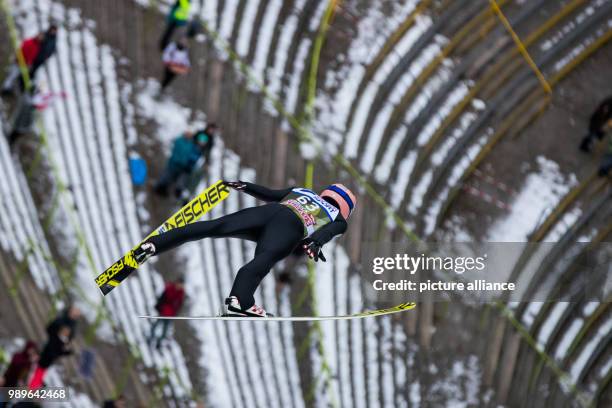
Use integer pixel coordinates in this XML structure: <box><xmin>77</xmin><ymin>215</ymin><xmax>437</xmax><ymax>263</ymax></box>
<box><xmin>224</xmin><ymin>181</ymin><xmax>293</xmax><ymax>202</ymax></box>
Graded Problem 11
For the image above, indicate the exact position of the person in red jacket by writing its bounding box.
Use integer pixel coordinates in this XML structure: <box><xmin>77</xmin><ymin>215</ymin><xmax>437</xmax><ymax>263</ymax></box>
<box><xmin>2</xmin><ymin>32</ymin><xmax>43</xmax><ymax>95</ymax></box>
<box><xmin>2</xmin><ymin>25</ymin><xmax>57</xmax><ymax>95</ymax></box>
<box><xmin>29</xmin><ymin>325</ymin><xmax>73</xmax><ymax>389</ymax></box>
<box><xmin>2</xmin><ymin>341</ymin><xmax>39</xmax><ymax>388</ymax></box>
<box><xmin>148</xmin><ymin>277</ymin><xmax>185</xmax><ymax>349</ymax></box>
<box><xmin>20</xmin><ymin>35</ymin><xmax>43</xmax><ymax>67</ymax></box>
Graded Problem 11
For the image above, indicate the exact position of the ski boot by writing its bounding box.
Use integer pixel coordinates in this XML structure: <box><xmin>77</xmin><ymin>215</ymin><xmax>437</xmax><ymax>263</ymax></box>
<box><xmin>133</xmin><ymin>242</ymin><xmax>156</xmax><ymax>264</ymax></box>
<box><xmin>222</xmin><ymin>296</ymin><xmax>273</xmax><ymax>317</ymax></box>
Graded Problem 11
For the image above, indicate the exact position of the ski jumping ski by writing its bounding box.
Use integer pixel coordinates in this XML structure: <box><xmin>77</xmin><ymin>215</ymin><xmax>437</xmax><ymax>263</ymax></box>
<box><xmin>95</xmin><ymin>180</ymin><xmax>230</xmax><ymax>295</ymax></box>
<box><xmin>139</xmin><ymin>302</ymin><xmax>416</xmax><ymax>321</ymax></box>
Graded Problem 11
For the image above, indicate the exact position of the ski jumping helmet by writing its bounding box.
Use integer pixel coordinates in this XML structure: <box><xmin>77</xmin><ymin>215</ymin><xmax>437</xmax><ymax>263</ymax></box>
<box><xmin>320</xmin><ymin>184</ymin><xmax>357</xmax><ymax>219</ymax></box>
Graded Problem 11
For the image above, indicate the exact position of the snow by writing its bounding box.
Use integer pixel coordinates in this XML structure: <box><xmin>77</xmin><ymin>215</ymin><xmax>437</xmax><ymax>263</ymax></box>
<box><xmin>266</xmin><ymin>0</ymin><xmax>307</xmax><ymax>101</ymax></box>
<box><xmin>553</xmin><ymin>18</ymin><xmax>612</xmax><ymax>72</ymax></box>
<box><xmin>522</xmin><ymin>302</ymin><xmax>544</xmax><ymax>328</ymax></box>
<box><xmin>0</xmin><ymin>126</ymin><xmax>61</xmax><ymax>293</ymax></box>
<box><xmin>315</xmin><ymin>0</ymin><xmax>423</xmax><ymax>154</ymax></box>
<box><xmin>488</xmin><ymin>157</ymin><xmax>577</xmax><ymax>242</ymax></box>
<box><xmin>431</xmin><ymin>111</ymin><xmax>478</xmax><ymax>166</ymax></box>
<box><xmin>251</xmin><ymin>0</ymin><xmax>283</xmax><ymax>86</ymax></box>
<box><xmin>373</xmin><ymin>68</ymin><xmax>450</xmax><ymax>184</ymax></box>
<box><xmin>582</xmin><ymin>302</ymin><xmax>599</xmax><ymax>316</ymax></box>
<box><xmin>569</xmin><ymin>318</ymin><xmax>612</xmax><ymax>383</ymax></box>
<box><xmin>390</xmin><ymin>151</ymin><xmax>417</xmax><ymax>210</ymax></box>
<box><xmin>344</xmin><ymin>16</ymin><xmax>434</xmax><ymax>160</ymax></box>
<box><xmin>543</xmin><ymin>207</ymin><xmax>582</xmax><ymax>241</ymax></box>
<box><xmin>201</xmin><ymin>0</ymin><xmax>218</xmax><ymax>31</ymax></box>
<box><xmin>407</xmin><ymin>170</ymin><xmax>432</xmax><ymax>215</ymax></box>
<box><xmin>218</xmin><ymin>0</ymin><xmax>240</xmax><ymax>42</ymax></box>
<box><xmin>540</xmin><ymin>0</ymin><xmax>608</xmax><ymax>51</ymax></box>
<box><xmin>334</xmin><ymin>247</ymin><xmax>353</xmax><ymax>407</ymax></box>
<box><xmin>315</xmin><ymin>241</ymin><xmax>341</xmax><ymax>406</ymax></box>
<box><xmin>349</xmin><ymin>275</ymin><xmax>367</xmax><ymax>408</ymax></box>
<box><xmin>284</xmin><ymin>38</ymin><xmax>312</xmax><ymax>119</ymax></box>
<box><xmin>430</xmin><ymin>356</ymin><xmax>482</xmax><ymax>408</ymax></box>
<box><xmin>136</xmin><ymin>79</ymin><xmax>202</xmax><ymax>148</ymax></box>
<box><xmin>416</xmin><ymin>81</ymin><xmax>469</xmax><ymax>147</ymax></box>
<box><xmin>309</xmin><ymin>1</ymin><xmax>329</xmax><ymax>31</ymax></box>
<box><xmin>380</xmin><ymin>318</ymin><xmax>394</xmax><ymax>406</ymax></box>
<box><xmin>554</xmin><ymin>318</ymin><xmax>584</xmax><ymax>360</ymax></box>
<box><xmin>409</xmin><ymin>380</ymin><xmax>421</xmax><ymax>406</ymax></box>
<box><xmin>422</xmin><ymin>137</ymin><xmax>486</xmax><ymax>235</ymax></box>
<box><xmin>236</xmin><ymin>0</ymin><xmax>260</xmax><ymax>57</ymax></box>
<box><xmin>536</xmin><ymin>302</ymin><xmax>569</xmax><ymax>349</ymax></box>
<box><xmin>599</xmin><ymin>356</ymin><xmax>612</xmax><ymax>378</ymax></box>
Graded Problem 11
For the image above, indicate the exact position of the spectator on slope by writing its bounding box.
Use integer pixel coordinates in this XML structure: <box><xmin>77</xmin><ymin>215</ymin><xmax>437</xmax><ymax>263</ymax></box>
<box><xmin>28</xmin><ymin>325</ymin><xmax>73</xmax><ymax>389</ymax></box>
<box><xmin>159</xmin><ymin>0</ymin><xmax>192</xmax><ymax>51</ymax></box>
<box><xmin>2</xmin><ymin>341</ymin><xmax>39</xmax><ymax>387</ymax></box>
<box><xmin>3</xmin><ymin>25</ymin><xmax>58</xmax><ymax>94</ymax></box>
<box><xmin>46</xmin><ymin>305</ymin><xmax>81</xmax><ymax>342</ymax></box>
<box><xmin>148</xmin><ymin>277</ymin><xmax>185</xmax><ymax>349</ymax></box>
<box><xmin>2</xmin><ymin>31</ymin><xmax>44</xmax><ymax>95</ymax></box>
<box><xmin>579</xmin><ymin>95</ymin><xmax>612</xmax><ymax>153</ymax></box>
<box><xmin>160</xmin><ymin>38</ymin><xmax>191</xmax><ymax>92</ymax></box>
<box><xmin>27</xmin><ymin>305</ymin><xmax>81</xmax><ymax>389</ymax></box>
<box><xmin>7</xmin><ymin>84</ymin><xmax>65</xmax><ymax>145</ymax></box>
<box><xmin>153</xmin><ymin>127</ymin><xmax>213</xmax><ymax>198</ymax></box>
<box><xmin>178</xmin><ymin>123</ymin><xmax>218</xmax><ymax>203</ymax></box>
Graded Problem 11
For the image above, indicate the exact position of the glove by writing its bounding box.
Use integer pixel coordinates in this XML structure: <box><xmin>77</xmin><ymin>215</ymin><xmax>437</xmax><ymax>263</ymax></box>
<box><xmin>302</xmin><ymin>239</ymin><xmax>326</xmax><ymax>262</ymax></box>
<box><xmin>223</xmin><ymin>180</ymin><xmax>247</xmax><ymax>191</ymax></box>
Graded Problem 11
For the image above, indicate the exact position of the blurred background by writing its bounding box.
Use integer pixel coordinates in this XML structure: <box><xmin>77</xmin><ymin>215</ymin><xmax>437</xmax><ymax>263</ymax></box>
<box><xmin>0</xmin><ymin>0</ymin><xmax>610</xmax><ymax>407</ymax></box>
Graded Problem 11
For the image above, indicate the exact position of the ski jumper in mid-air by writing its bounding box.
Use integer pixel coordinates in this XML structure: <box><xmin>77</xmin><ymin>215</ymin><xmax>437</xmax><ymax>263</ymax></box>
<box><xmin>134</xmin><ymin>181</ymin><xmax>357</xmax><ymax>317</ymax></box>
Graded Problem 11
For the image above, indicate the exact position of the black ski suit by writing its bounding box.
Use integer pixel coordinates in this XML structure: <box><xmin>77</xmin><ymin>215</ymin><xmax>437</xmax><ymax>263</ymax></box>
<box><xmin>148</xmin><ymin>183</ymin><xmax>347</xmax><ymax>309</ymax></box>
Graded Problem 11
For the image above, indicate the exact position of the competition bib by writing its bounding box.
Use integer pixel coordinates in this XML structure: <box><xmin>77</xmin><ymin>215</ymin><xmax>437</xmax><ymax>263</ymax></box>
<box><xmin>280</xmin><ymin>188</ymin><xmax>339</xmax><ymax>237</ymax></box>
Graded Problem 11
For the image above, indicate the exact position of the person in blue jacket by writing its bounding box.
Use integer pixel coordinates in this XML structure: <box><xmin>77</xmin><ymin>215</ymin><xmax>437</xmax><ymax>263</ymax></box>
<box><xmin>154</xmin><ymin>127</ymin><xmax>214</xmax><ymax>197</ymax></box>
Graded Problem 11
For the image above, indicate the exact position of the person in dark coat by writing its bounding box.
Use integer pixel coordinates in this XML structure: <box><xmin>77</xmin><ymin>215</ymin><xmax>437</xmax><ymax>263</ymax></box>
<box><xmin>148</xmin><ymin>278</ymin><xmax>185</xmax><ymax>349</ymax></box>
<box><xmin>580</xmin><ymin>96</ymin><xmax>612</xmax><ymax>152</ymax></box>
<box><xmin>178</xmin><ymin>123</ymin><xmax>218</xmax><ymax>203</ymax></box>
<box><xmin>46</xmin><ymin>305</ymin><xmax>81</xmax><ymax>341</ymax></box>
<box><xmin>28</xmin><ymin>25</ymin><xmax>58</xmax><ymax>80</ymax></box>
<box><xmin>2</xmin><ymin>341</ymin><xmax>39</xmax><ymax>387</ymax></box>
<box><xmin>7</xmin><ymin>84</ymin><xmax>63</xmax><ymax>145</ymax></box>
<box><xmin>154</xmin><ymin>126</ymin><xmax>215</xmax><ymax>198</ymax></box>
<box><xmin>29</xmin><ymin>325</ymin><xmax>73</xmax><ymax>389</ymax></box>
